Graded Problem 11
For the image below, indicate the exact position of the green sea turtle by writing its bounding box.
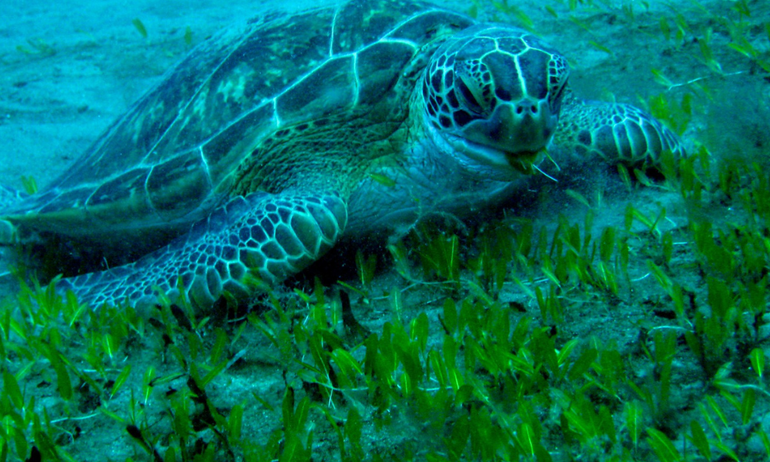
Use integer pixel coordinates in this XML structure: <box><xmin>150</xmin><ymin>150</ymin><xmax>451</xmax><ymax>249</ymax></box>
<box><xmin>0</xmin><ymin>0</ymin><xmax>684</xmax><ymax>311</ymax></box>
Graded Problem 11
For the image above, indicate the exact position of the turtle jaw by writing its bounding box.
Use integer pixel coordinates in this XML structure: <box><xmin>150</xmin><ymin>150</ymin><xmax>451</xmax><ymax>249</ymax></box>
<box><xmin>457</xmin><ymin>99</ymin><xmax>557</xmax><ymax>175</ymax></box>
<box><xmin>427</xmin><ymin>96</ymin><xmax>559</xmax><ymax>178</ymax></box>
<box><xmin>443</xmin><ymin>132</ymin><xmax>548</xmax><ymax>176</ymax></box>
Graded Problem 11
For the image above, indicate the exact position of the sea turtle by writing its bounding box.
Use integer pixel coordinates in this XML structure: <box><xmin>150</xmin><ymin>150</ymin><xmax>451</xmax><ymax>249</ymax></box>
<box><xmin>0</xmin><ymin>0</ymin><xmax>684</xmax><ymax>311</ymax></box>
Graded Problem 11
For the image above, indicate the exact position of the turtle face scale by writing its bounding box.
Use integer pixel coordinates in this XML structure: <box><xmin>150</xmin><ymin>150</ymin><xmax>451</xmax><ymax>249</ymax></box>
<box><xmin>421</xmin><ymin>24</ymin><xmax>569</xmax><ymax>175</ymax></box>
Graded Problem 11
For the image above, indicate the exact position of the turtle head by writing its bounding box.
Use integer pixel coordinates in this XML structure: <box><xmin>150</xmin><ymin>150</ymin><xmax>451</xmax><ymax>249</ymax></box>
<box><xmin>421</xmin><ymin>24</ymin><xmax>569</xmax><ymax>176</ymax></box>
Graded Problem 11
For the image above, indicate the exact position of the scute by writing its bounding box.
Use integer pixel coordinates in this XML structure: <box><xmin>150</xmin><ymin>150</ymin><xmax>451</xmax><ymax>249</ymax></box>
<box><xmin>355</xmin><ymin>42</ymin><xmax>415</xmax><ymax>107</ymax></box>
<box><xmin>275</xmin><ymin>56</ymin><xmax>357</xmax><ymax>124</ymax></box>
<box><xmin>331</xmin><ymin>0</ymin><xmax>424</xmax><ymax>54</ymax></box>
<box><xmin>86</xmin><ymin>168</ymin><xmax>151</xmax><ymax>221</ymax></box>
<box><xmin>145</xmin><ymin>153</ymin><xmax>212</xmax><ymax>221</ymax></box>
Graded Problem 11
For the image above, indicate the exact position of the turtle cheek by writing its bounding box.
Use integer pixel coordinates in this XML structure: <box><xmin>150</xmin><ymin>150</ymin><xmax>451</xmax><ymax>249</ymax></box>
<box><xmin>547</xmin><ymin>54</ymin><xmax>570</xmax><ymax>109</ymax></box>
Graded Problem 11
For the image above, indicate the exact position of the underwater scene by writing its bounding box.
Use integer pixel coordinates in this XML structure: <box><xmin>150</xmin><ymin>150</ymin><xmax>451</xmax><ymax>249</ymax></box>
<box><xmin>0</xmin><ymin>0</ymin><xmax>769</xmax><ymax>460</ymax></box>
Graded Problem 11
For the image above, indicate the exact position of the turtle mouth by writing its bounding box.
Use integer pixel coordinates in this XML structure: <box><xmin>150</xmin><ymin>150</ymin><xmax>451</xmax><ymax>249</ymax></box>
<box><xmin>505</xmin><ymin>150</ymin><xmax>545</xmax><ymax>175</ymax></box>
<box><xmin>445</xmin><ymin>133</ymin><xmax>546</xmax><ymax>175</ymax></box>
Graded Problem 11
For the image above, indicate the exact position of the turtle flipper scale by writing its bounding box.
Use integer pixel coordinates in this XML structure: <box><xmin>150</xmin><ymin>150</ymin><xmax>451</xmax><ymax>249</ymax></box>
<box><xmin>554</xmin><ymin>91</ymin><xmax>686</xmax><ymax>168</ymax></box>
<box><xmin>58</xmin><ymin>191</ymin><xmax>347</xmax><ymax>310</ymax></box>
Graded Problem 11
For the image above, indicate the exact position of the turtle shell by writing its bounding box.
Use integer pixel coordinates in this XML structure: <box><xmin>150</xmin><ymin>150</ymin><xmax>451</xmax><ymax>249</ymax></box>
<box><xmin>4</xmin><ymin>0</ymin><xmax>473</xmax><ymax>243</ymax></box>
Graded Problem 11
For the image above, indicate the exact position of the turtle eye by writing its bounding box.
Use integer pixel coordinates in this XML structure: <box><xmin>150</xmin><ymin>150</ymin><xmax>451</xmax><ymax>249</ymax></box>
<box><xmin>456</xmin><ymin>74</ymin><xmax>485</xmax><ymax>115</ymax></box>
<box><xmin>453</xmin><ymin>59</ymin><xmax>495</xmax><ymax>117</ymax></box>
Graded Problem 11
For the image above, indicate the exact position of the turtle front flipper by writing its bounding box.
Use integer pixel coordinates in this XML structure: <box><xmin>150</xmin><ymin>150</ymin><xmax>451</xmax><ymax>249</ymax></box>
<box><xmin>553</xmin><ymin>91</ymin><xmax>685</xmax><ymax>168</ymax></box>
<box><xmin>58</xmin><ymin>191</ymin><xmax>347</xmax><ymax>310</ymax></box>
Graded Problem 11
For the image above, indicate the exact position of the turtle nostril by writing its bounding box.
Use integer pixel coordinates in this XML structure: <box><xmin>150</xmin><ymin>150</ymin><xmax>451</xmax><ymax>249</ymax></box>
<box><xmin>514</xmin><ymin>101</ymin><xmax>539</xmax><ymax>116</ymax></box>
